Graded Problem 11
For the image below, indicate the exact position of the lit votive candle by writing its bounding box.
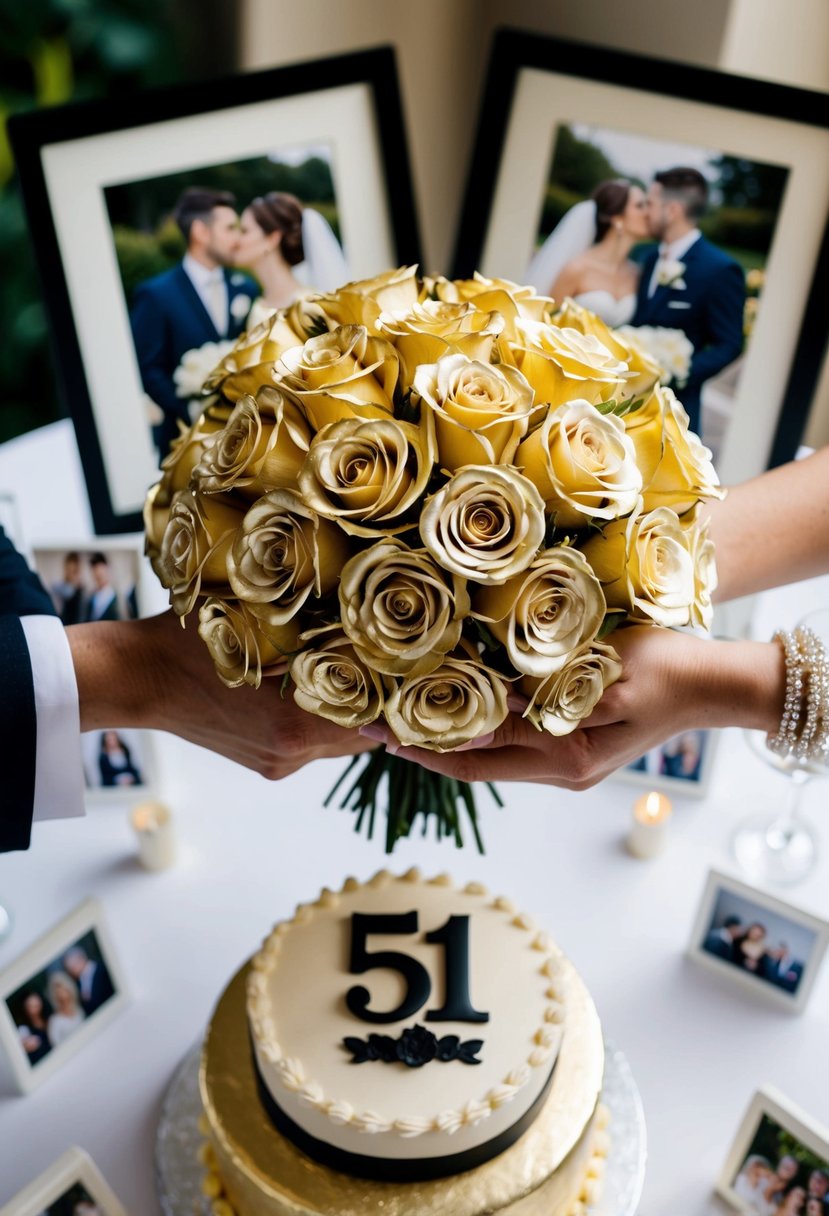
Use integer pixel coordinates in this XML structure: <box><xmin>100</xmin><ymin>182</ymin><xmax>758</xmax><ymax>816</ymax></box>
<box><xmin>626</xmin><ymin>790</ymin><xmax>672</xmax><ymax>859</ymax></box>
<box><xmin>129</xmin><ymin>800</ymin><xmax>176</xmax><ymax>871</ymax></box>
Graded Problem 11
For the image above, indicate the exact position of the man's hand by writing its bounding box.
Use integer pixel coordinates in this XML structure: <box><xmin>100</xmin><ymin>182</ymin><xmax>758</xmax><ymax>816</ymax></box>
<box><xmin>67</xmin><ymin>610</ymin><xmax>374</xmax><ymax>780</ymax></box>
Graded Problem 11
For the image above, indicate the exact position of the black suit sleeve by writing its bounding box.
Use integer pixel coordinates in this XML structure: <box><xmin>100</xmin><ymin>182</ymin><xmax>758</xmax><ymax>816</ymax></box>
<box><xmin>0</xmin><ymin>529</ymin><xmax>58</xmax><ymax>852</ymax></box>
<box><xmin>685</xmin><ymin>259</ymin><xmax>745</xmax><ymax>391</ymax></box>
<box><xmin>130</xmin><ymin>285</ymin><xmax>191</xmax><ymax>424</ymax></box>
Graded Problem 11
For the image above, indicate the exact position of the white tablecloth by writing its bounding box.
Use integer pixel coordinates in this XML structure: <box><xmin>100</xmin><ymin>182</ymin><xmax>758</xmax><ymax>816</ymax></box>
<box><xmin>1</xmin><ymin>422</ymin><xmax>827</xmax><ymax>1214</ymax></box>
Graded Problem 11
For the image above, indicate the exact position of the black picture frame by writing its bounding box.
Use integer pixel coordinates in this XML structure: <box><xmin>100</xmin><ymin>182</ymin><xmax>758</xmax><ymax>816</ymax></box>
<box><xmin>452</xmin><ymin>28</ymin><xmax>829</xmax><ymax>484</ymax></box>
<box><xmin>8</xmin><ymin>46</ymin><xmax>422</xmax><ymax>534</ymax></box>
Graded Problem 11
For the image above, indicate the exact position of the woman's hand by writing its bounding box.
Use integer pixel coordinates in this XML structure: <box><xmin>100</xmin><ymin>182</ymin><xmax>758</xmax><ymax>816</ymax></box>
<box><xmin>359</xmin><ymin>627</ymin><xmax>785</xmax><ymax>790</ymax></box>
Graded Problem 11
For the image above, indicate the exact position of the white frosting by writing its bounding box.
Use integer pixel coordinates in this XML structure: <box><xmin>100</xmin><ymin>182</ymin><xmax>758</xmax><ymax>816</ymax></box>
<box><xmin>246</xmin><ymin>870</ymin><xmax>588</xmax><ymax>1164</ymax></box>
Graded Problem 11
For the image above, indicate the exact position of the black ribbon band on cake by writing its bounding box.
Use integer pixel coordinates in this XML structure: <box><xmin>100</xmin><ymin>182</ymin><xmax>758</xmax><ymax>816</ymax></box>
<box><xmin>250</xmin><ymin>1039</ymin><xmax>558</xmax><ymax>1182</ymax></box>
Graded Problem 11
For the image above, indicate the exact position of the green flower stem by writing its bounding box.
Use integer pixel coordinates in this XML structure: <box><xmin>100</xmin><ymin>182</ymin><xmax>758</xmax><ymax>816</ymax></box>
<box><xmin>326</xmin><ymin>747</ymin><xmax>500</xmax><ymax>853</ymax></box>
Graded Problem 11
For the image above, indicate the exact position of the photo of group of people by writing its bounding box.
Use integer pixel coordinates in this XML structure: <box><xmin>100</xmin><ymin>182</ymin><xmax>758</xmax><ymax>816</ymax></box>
<box><xmin>33</xmin><ymin>546</ymin><xmax>141</xmax><ymax>626</ymax></box>
<box><xmin>730</xmin><ymin>1116</ymin><xmax>829</xmax><ymax>1215</ymax></box>
<box><xmin>104</xmin><ymin>145</ymin><xmax>350</xmax><ymax>460</ymax></box>
<box><xmin>6</xmin><ymin>928</ymin><xmax>116</xmax><ymax>1072</ymax></box>
<box><xmin>523</xmin><ymin>121</ymin><xmax>788</xmax><ymax>462</ymax></box>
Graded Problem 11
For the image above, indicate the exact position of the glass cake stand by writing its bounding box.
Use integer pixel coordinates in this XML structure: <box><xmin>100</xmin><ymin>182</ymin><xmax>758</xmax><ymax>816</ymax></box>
<box><xmin>156</xmin><ymin>1038</ymin><xmax>646</xmax><ymax>1216</ymax></box>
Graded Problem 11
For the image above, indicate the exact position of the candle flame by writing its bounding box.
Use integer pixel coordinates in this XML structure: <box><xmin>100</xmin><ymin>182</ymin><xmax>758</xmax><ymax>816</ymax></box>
<box><xmin>645</xmin><ymin>791</ymin><xmax>662</xmax><ymax>820</ymax></box>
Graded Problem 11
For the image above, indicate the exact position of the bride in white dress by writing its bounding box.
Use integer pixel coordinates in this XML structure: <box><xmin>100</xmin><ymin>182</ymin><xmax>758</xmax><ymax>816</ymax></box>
<box><xmin>235</xmin><ymin>192</ymin><xmax>351</xmax><ymax>329</ymax></box>
<box><xmin>525</xmin><ymin>179</ymin><xmax>651</xmax><ymax>326</ymax></box>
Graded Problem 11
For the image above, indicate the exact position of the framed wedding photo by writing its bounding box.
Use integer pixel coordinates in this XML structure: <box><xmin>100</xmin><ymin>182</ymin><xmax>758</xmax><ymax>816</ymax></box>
<box><xmin>716</xmin><ymin>1085</ymin><xmax>829</xmax><ymax>1215</ymax></box>
<box><xmin>0</xmin><ymin>898</ymin><xmax>129</xmax><ymax>1094</ymax></box>
<box><xmin>687</xmin><ymin>868</ymin><xmax>829</xmax><ymax>1014</ymax></box>
<box><xmin>452</xmin><ymin>28</ymin><xmax>829</xmax><ymax>488</ymax></box>
<box><xmin>612</xmin><ymin>727</ymin><xmax>716</xmax><ymax>798</ymax></box>
<box><xmin>0</xmin><ymin>1145</ymin><xmax>127</xmax><ymax>1216</ymax></box>
<box><xmin>8</xmin><ymin>46</ymin><xmax>421</xmax><ymax>533</ymax></box>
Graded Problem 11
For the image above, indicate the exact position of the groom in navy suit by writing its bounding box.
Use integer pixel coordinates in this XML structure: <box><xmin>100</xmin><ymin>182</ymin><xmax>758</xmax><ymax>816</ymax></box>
<box><xmin>632</xmin><ymin>167</ymin><xmax>745</xmax><ymax>436</ymax></box>
<box><xmin>130</xmin><ymin>187</ymin><xmax>258</xmax><ymax>460</ymax></box>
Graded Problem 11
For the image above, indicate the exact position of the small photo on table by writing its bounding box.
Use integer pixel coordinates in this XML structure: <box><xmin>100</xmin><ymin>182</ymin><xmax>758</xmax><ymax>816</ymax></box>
<box><xmin>0</xmin><ymin>1145</ymin><xmax>127</xmax><ymax>1216</ymax></box>
<box><xmin>31</xmin><ymin>538</ymin><xmax>144</xmax><ymax>626</ymax></box>
<box><xmin>717</xmin><ymin>1085</ymin><xmax>829</xmax><ymax>1214</ymax></box>
<box><xmin>687</xmin><ymin>868</ymin><xmax>829</xmax><ymax>1013</ymax></box>
<box><xmin>614</xmin><ymin>728</ymin><xmax>715</xmax><ymax>797</ymax></box>
<box><xmin>80</xmin><ymin>727</ymin><xmax>155</xmax><ymax>797</ymax></box>
<box><xmin>0</xmin><ymin>899</ymin><xmax>128</xmax><ymax>1094</ymax></box>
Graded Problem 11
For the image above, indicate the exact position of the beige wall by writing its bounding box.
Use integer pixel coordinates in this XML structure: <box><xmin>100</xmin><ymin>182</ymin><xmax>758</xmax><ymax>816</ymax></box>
<box><xmin>240</xmin><ymin>0</ymin><xmax>828</xmax><ymax>447</ymax></box>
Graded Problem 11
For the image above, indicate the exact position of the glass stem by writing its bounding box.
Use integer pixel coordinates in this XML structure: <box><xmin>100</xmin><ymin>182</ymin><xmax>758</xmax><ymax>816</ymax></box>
<box><xmin>765</xmin><ymin>768</ymin><xmax>809</xmax><ymax>851</ymax></box>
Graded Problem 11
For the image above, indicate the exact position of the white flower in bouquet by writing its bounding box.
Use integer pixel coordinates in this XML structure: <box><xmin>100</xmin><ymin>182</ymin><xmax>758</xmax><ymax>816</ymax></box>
<box><xmin>617</xmin><ymin>325</ymin><xmax>693</xmax><ymax>388</ymax></box>
<box><xmin>173</xmin><ymin>340</ymin><xmax>236</xmax><ymax>401</ymax></box>
<box><xmin>145</xmin><ymin>266</ymin><xmax>724</xmax><ymax>853</ymax></box>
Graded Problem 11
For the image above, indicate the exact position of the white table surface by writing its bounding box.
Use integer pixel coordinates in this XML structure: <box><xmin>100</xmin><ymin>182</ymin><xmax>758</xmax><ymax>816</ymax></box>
<box><xmin>1</xmin><ymin>421</ymin><xmax>827</xmax><ymax>1215</ymax></box>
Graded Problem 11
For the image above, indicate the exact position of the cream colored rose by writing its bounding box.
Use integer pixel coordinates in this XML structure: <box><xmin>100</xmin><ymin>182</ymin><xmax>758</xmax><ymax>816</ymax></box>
<box><xmin>475</xmin><ymin>546</ymin><xmax>606</xmax><ymax>678</ymax></box>
<box><xmin>339</xmin><ymin>539</ymin><xmax>470</xmax><ymax>677</ymax></box>
<box><xmin>555</xmin><ymin>300</ymin><xmax>661</xmax><ymax>401</ymax></box>
<box><xmin>227</xmin><ymin>489</ymin><xmax>349</xmax><ymax>622</ymax></box>
<box><xmin>202</xmin><ymin>311</ymin><xmax>304</xmax><ymax>402</ymax></box>
<box><xmin>193</xmin><ymin>388</ymin><xmax>311</xmax><ymax>500</ymax></box>
<box><xmin>275</xmin><ymin>325</ymin><xmax>399</xmax><ymax>432</ymax></box>
<box><xmin>298</xmin><ymin>414</ymin><xmax>436</xmax><ymax>537</ymax></box>
<box><xmin>640</xmin><ymin>387</ymin><xmax>724</xmax><ymax>514</ymax></box>
<box><xmin>290</xmin><ymin>632</ymin><xmax>392</xmax><ymax>728</ymax></box>
<box><xmin>685</xmin><ymin>506</ymin><xmax>718</xmax><ymax>630</ymax></box>
<box><xmin>376</xmin><ymin>300</ymin><xmax>503</xmax><ymax>381</ymax></box>
<box><xmin>510</xmin><ymin>319</ymin><xmax>630</xmax><ymax>417</ymax></box>
<box><xmin>516</xmin><ymin>400</ymin><xmax>642</xmax><ymax>528</ymax></box>
<box><xmin>413</xmin><ymin>352</ymin><xmax>534</xmax><ymax>472</ymax></box>
<box><xmin>159</xmin><ymin>489</ymin><xmax>243</xmax><ymax>617</ymax></box>
<box><xmin>581</xmin><ymin>502</ymin><xmax>702</xmax><ymax>628</ymax></box>
<box><xmin>384</xmin><ymin>647</ymin><xmax>509</xmax><ymax>751</ymax></box>
<box><xmin>419</xmin><ymin>465</ymin><xmax>546</xmax><ymax>584</ymax></box>
<box><xmin>198</xmin><ymin>597</ymin><xmax>299</xmax><ymax>689</ymax></box>
<box><xmin>316</xmin><ymin>266</ymin><xmax>420</xmax><ymax>332</ymax></box>
<box><xmin>521</xmin><ymin>641</ymin><xmax>622</xmax><ymax>736</ymax></box>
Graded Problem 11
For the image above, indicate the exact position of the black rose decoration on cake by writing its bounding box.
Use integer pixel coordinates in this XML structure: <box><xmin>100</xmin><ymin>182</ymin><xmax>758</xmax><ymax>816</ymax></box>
<box><xmin>344</xmin><ymin>1024</ymin><xmax>483</xmax><ymax>1067</ymax></box>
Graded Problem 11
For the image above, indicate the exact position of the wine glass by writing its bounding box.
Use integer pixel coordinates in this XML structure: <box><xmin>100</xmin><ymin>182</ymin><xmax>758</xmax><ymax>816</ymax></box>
<box><xmin>731</xmin><ymin>606</ymin><xmax>829</xmax><ymax>885</ymax></box>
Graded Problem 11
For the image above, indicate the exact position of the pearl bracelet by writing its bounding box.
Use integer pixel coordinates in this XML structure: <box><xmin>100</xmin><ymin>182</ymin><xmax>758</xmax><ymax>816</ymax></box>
<box><xmin>767</xmin><ymin>626</ymin><xmax>829</xmax><ymax>765</ymax></box>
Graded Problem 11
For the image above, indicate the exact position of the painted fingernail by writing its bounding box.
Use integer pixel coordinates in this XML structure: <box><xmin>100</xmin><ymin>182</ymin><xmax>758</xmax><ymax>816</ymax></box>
<box><xmin>359</xmin><ymin>725</ymin><xmax>387</xmax><ymax>742</ymax></box>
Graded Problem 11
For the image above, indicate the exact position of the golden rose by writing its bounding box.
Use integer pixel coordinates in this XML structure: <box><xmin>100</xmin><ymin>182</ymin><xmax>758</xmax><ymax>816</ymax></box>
<box><xmin>198</xmin><ymin>597</ymin><xmax>299</xmax><ymax>689</ymax></box>
<box><xmin>226</xmin><ymin>489</ymin><xmax>348</xmax><ymax>622</ymax></box>
<box><xmin>339</xmin><ymin>539</ymin><xmax>470</xmax><ymax>677</ymax></box>
<box><xmin>193</xmin><ymin>388</ymin><xmax>311</xmax><ymax>500</ymax></box>
<box><xmin>159</xmin><ymin>489</ymin><xmax>243</xmax><ymax>617</ymax></box>
<box><xmin>384</xmin><ymin>645</ymin><xmax>509</xmax><ymax>751</ymax></box>
<box><xmin>419</xmin><ymin>465</ymin><xmax>546</xmax><ymax>584</ymax></box>
<box><xmin>291</xmin><ymin>632</ymin><xmax>392</xmax><ymax>728</ymax></box>
<box><xmin>316</xmin><ymin>265</ymin><xmax>420</xmax><ymax>332</ymax></box>
<box><xmin>510</xmin><ymin>318</ymin><xmax>630</xmax><ymax>418</ymax></box>
<box><xmin>640</xmin><ymin>387</ymin><xmax>724</xmax><ymax>514</ymax></box>
<box><xmin>202</xmin><ymin>311</ymin><xmax>304</xmax><ymax>402</ymax></box>
<box><xmin>413</xmin><ymin>352</ymin><xmax>534</xmax><ymax>472</ymax></box>
<box><xmin>158</xmin><ymin>401</ymin><xmax>233</xmax><ymax>497</ymax></box>
<box><xmin>475</xmin><ymin>546</ymin><xmax>606</xmax><ymax>678</ymax></box>
<box><xmin>516</xmin><ymin>400</ymin><xmax>642</xmax><ymax>528</ymax></box>
<box><xmin>275</xmin><ymin>325</ymin><xmax>399</xmax><ymax>432</ymax></box>
<box><xmin>298</xmin><ymin>414</ymin><xmax>436</xmax><ymax>537</ymax></box>
<box><xmin>433</xmin><ymin>274</ymin><xmax>555</xmax><ymax>331</ymax></box>
<box><xmin>143</xmin><ymin>480</ymin><xmax>172</xmax><ymax>582</ymax></box>
<box><xmin>581</xmin><ymin>502</ymin><xmax>702</xmax><ymax>628</ymax></box>
<box><xmin>555</xmin><ymin>299</ymin><xmax>661</xmax><ymax>400</ymax></box>
<box><xmin>521</xmin><ymin>641</ymin><xmax>622</xmax><ymax>736</ymax></box>
<box><xmin>618</xmin><ymin>384</ymin><xmax>667</xmax><ymax>489</ymax></box>
<box><xmin>376</xmin><ymin>301</ymin><xmax>503</xmax><ymax>381</ymax></box>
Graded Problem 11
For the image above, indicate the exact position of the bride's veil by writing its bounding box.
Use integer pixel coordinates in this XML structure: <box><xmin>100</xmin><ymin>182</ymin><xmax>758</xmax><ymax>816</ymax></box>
<box><xmin>524</xmin><ymin>199</ymin><xmax>598</xmax><ymax>295</ymax></box>
<box><xmin>294</xmin><ymin>208</ymin><xmax>352</xmax><ymax>292</ymax></box>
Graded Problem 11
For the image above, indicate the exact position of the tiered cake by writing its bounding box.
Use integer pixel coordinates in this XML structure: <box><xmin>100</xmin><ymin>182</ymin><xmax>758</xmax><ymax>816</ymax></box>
<box><xmin>199</xmin><ymin>869</ymin><xmax>608</xmax><ymax>1215</ymax></box>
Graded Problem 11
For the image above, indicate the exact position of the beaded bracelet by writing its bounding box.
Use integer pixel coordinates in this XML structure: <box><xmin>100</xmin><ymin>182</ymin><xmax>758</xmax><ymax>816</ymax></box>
<box><xmin>767</xmin><ymin>626</ymin><xmax>829</xmax><ymax>764</ymax></box>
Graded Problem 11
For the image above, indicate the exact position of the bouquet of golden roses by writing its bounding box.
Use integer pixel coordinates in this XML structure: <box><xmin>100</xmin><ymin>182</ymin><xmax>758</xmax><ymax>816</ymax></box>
<box><xmin>144</xmin><ymin>266</ymin><xmax>722</xmax><ymax>851</ymax></box>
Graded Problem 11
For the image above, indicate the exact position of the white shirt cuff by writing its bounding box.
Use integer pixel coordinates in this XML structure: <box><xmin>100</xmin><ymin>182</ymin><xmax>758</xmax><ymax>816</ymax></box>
<box><xmin>20</xmin><ymin>615</ymin><xmax>86</xmax><ymax>823</ymax></box>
